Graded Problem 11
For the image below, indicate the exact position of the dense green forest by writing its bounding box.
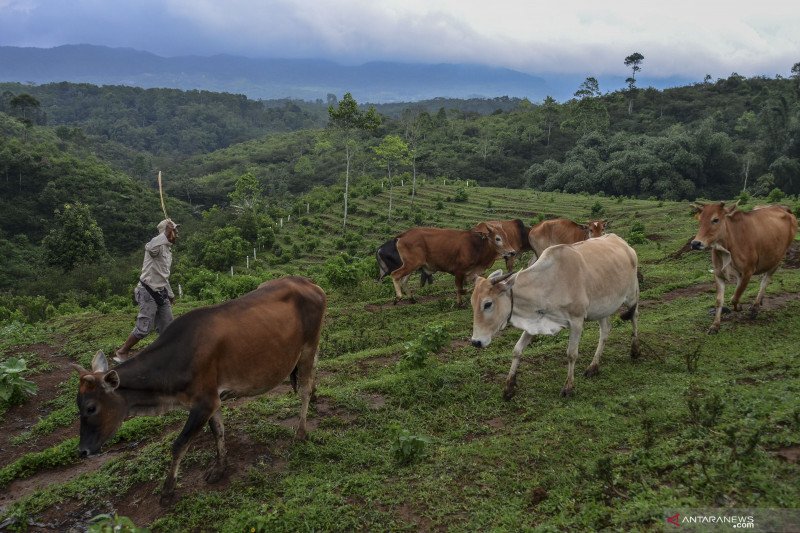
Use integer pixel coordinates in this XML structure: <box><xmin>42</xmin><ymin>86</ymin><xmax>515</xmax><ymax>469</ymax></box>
<box><xmin>1</xmin><ymin>73</ymin><xmax>799</xmax><ymax>303</ymax></box>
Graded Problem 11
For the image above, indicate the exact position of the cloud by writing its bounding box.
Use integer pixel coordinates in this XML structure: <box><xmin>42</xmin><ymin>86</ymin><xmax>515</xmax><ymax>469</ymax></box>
<box><xmin>1</xmin><ymin>0</ymin><xmax>798</xmax><ymax>78</ymax></box>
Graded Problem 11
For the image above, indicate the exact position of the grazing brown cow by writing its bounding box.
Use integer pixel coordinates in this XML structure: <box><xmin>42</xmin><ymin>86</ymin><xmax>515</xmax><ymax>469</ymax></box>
<box><xmin>386</xmin><ymin>222</ymin><xmax>516</xmax><ymax>306</ymax></box>
<box><xmin>72</xmin><ymin>276</ymin><xmax>326</xmax><ymax>505</ymax></box>
<box><xmin>486</xmin><ymin>219</ymin><xmax>532</xmax><ymax>270</ymax></box>
<box><xmin>528</xmin><ymin>218</ymin><xmax>607</xmax><ymax>261</ymax></box>
<box><xmin>691</xmin><ymin>202</ymin><xmax>797</xmax><ymax>333</ymax></box>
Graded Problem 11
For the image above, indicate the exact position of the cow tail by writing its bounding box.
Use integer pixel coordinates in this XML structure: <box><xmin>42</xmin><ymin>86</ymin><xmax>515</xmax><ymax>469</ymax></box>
<box><xmin>620</xmin><ymin>303</ymin><xmax>638</xmax><ymax>321</ymax></box>
<box><xmin>290</xmin><ymin>365</ymin><xmax>298</xmax><ymax>393</ymax></box>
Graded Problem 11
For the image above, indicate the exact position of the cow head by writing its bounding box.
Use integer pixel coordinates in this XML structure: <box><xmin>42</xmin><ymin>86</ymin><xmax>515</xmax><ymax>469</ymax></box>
<box><xmin>587</xmin><ymin>220</ymin><xmax>608</xmax><ymax>238</ymax></box>
<box><xmin>470</xmin><ymin>270</ymin><xmax>516</xmax><ymax>348</ymax></box>
<box><xmin>72</xmin><ymin>351</ymin><xmax>126</xmax><ymax>457</ymax></box>
<box><xmin>474</xmin><ymin>222</ymin><xmax>516</xmax><ymax>258</ymax></box>
<box><xmin>690</xmin><ymin>201</ymin><xmax>738</xmax><ymax>250</ymax></box>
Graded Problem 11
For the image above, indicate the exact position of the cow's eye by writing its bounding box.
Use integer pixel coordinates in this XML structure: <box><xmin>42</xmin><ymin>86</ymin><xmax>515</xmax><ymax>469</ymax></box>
<box><xmin>86</xmin><ymin>405</ymin><xmax>97</xmax><ymax>415</ymax></box>
<box><xmin>712</xmin><ymin>217</ymin><xmax>719</xmax><ymax>224</ymax></box>
<box><xmin>483</xmin><ymin>301</ymin><xmax>493</xmax><ymax>310</ymax></box>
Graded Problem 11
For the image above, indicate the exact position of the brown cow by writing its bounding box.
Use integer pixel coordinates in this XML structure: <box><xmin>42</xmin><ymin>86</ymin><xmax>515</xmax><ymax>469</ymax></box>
<box><xmin>528</xmin><ymin>218</ymin><xmax>607</xmax><ymax>261</ymax></box>
<box><xmin>386</xmin><ymin>222</ymin><xmax>516</xmax><ymax>306</ymax></box>
<box><xmin>71</xmin><ymin>276</ymin><xmax>326</xmax><ymax>505</ymax></box>
<box><xmin>691</xmin><ymin>202</ymin><xmax>797</xmax><ymax>333</ymax></box>
<box><xmin>486</xmin><ymin>219</ymin><xmax>532</xmax><ymax>270</ymax></box>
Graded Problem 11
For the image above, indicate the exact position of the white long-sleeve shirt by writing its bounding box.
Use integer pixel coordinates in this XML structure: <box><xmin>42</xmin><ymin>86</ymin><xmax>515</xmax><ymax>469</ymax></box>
<box><xmin>139</xmin><ymin>232</ymin><xmax>174</xmax><ymax>298</ymax></box>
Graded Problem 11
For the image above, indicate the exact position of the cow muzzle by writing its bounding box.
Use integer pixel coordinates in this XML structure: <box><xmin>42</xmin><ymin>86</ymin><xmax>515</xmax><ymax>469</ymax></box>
<box><xmin>471</xmin><ymin>339</ymin><xmax>483</xmax><ymax>348</ymax></box>
<box><xmin>690</xmin><ymin>240</ymin><xmax>705</xmax><ymax>251</ymax></box>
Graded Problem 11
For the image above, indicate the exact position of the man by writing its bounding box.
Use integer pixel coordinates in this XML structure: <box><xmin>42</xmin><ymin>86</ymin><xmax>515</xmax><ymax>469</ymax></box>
<box><xmin>114</xmin><ymin>218</ymin><xmax>178</xmax><ymax>363</ymax></box>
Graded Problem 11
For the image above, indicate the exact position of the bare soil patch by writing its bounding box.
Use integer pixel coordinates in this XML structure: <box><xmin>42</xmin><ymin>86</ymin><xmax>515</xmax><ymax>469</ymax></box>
<box><xmin>772</xmin><ymin>446</ymin><xmax>800</xmax><ymax>464</ymax></box>
<box><xmin>364</xmin><ymin>294</ymin><xmax>447</xmax><ymax>312</ymax></box>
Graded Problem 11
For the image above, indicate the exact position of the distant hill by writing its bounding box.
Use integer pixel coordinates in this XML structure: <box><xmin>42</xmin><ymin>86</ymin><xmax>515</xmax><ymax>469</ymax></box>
<box><xmin>0</xmin><ymin>44</ymin><xmax>693</xmax><ymax>103</ymax></box>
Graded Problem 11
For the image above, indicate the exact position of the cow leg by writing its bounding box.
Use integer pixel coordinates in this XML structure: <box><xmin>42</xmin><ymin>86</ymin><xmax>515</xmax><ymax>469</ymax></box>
<box><xmin>750</xmin><ymin>268</ymin><xmax>776</xmax><ymax>318</ymax></box>
<box><xmin>584</xmin><ymin>317</ymin><xmax>610</xmax><ymax>377</ymax></box>
<box><xmin>504</xmin><ymin>255</ymin><xmax>516</xmax><ymax>271</ymax></box>
<box><xmin>391</xmin><ymin>276</ymin><xmax>404</xmax><ymax>303</ymax></box>
<box><xmin>455</xmin><ymin>273</ymin><xmax>466</xmax><ymax>308</ymax></box>
<box><xmin>203</xmin><ymin>409</ymin><xmax>227</xmax><ymax>484</ymax></box>
<box><xmin>161</xmin><ymin>402</ymin><xmax>216</xmax><ymax>505</ymax></box>
<box><xmin>561</xmin><ymin>321</ymin><xmax>584</xmax><ymax>397</ymax></box>
<box><xmin>708</xmin><ymin>274</ymin><xmax>726</xmax><ymax>334</ymax></box>
<box><xmin>630</xmin><ymin>305</ymin><xmax>641</xmax><ymax>359</ymax></box>
<box><xmin>503</xmin><ymin>332</ymin><xmax>533</xmax><ymax>400</ymax></box>
<box><xmin>295</xmin><ymin>344</ymin><xmax>318</xmax><ymax>441</ymax></box>
<box><xmin>730</xmin><ymin>269</ymin><xmax>753</xmax><ymax>312</ymax></box>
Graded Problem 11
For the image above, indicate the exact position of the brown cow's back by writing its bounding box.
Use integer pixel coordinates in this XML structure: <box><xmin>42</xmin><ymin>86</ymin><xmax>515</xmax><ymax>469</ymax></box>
<box><xmin>395</xmin><ymin>227</ymin><xmax>494</xmax><ymax>275</ymax></box>
<box><xmin>528</xmin><ymin>219</ymin><xmax>587</xmax><ymax>257</ymax></box>
<box><xmin>727</xmin><ymin>206</ymin><xmax>798</xmax><ymax>274</ymax></box>
<box><xmin>125</xmin><ymin>276</ymin><xmax>325</xmax><ymax>400</ymax></box>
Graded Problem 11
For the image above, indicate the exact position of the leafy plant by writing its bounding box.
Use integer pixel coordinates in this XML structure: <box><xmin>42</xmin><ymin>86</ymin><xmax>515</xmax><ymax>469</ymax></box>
<box><xmin>88</xmin><ymin>513</ymin><xmax>149</xmax><ymax>533</ymax></box>
<box><xmin>626</xmin><ymin>221</ymin><xmax>648</xmax><ymax>245</ymax></box>
<box><xmin>391</xmin><ymin>429</ymin><xmax>430</xmax><ymax>465</ymax></box>
<box><xmin>590</xmin><ymin>201</ymin><xmax>605</xmax><ymax>217</ymax></box>
<box><xmin>401</xmin><ymin>323</ymin><xmax>450</xmax><ymax>368</ymax></box>
<box><xmin>0</xmin><ymin>357</ymin><xmax>37</xmax><ymax>407</ymax></box>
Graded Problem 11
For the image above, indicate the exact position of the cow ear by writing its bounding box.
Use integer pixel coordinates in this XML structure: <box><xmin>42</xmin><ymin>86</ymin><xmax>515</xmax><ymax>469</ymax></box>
<box><xmin>498</xmin><ymin>273</ymin><xmax>517</xmax><ymax>291</ymax></box>
<box><xmin>91</xmin><ymin>350</ymin><xmax>109</xmax><ymax>373</ymax></box>
<box><xmin>473</xmin><ymin>222</ymin><xmax>489</xmax><ymax>238</ymax></box>
<box><xmin>487</xmin><ymin>269</ymin><xmax>504</xmax><ymax>281</ymax></box>
<box><xmin>103</xmin><ymin>370</ymin><xmax>120</xmax><ymax>391</ymax></box>
<box><xmin>690</xmin><ymin>202</ymin><xmax>704</xmax><ymax>214</ymax></box>
<box><xmin>724</xmin><ymin>200</ymin><xmax>740</xmax><ymax>215</ymax></box>
<box><xmin>70</xmin><ymin>363</ymin><xmax>88</xmax><ymax>374</ymax></box>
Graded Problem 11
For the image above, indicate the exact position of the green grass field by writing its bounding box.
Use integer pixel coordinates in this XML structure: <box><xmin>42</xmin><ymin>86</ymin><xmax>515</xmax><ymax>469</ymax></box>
<box><xmin>1</xmin><ymin>183</ymin><xmax>799</xmax><ymax>531</ymax></box>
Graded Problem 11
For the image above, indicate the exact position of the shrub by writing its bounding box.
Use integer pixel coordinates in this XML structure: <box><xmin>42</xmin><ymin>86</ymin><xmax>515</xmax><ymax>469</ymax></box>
<box><xmin>401</xmin><ymin>323</ymin><xmax>450</xmax><ymax>368</ymax></box>
<box><xmin>452</xmin><ymin>188</ymin><xmax>469</xmax><ymax>203</ymax></box>
<box><xmin>391</xmin><ymin>429</ymin><xmax>430</xmax><ymax>465</ymax></box>
<box><xmin>767</xmin><ymin>187</ymin><xmax>786</xmax><ymax>203</ymax></box>
<box><xmin>590</xmin><ymin>201</ymin><xmax>605</xmax><ymax>217</ymax></box>
<box><xmin>88</xmin><ymin>513</ymin><xmax>147</xmax><ymax>533</ymax></box>
<box><xmin>322</xmin><ymin>254</ymin><xmax>372</xmax><ymax>288</ymax></box>
<box><xmin>0</xmin><ymin>357</ymin><xmax>37</xmax><ymax>407</ymax></box>
<box><xmin>627</xmin><ymin>221</ymin><xmax>649</xmax><ymax>245</ymax></box>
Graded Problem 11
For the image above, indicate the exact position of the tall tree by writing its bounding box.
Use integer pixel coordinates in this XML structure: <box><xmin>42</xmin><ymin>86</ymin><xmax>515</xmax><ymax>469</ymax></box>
<box><xmin>624</xmin><ymin>52</ymin><xmax>645</xmax><ymax>114</ymax></box>
<box><xmin>541</xmin><ymin>96</ymin><xmax>560</xmax><ymax>146</ymax></box>
<box><xmin>328</xmin><ymin>93</ymin><xmax>380</xmax><ymax>229</ymax></box>
<box><xmin>400</xmin><ymin>107</ymin><xmax>425</xmax><ymax>207</ymax></box>
<box><xmin>792</xmin><ymin>62</ymin><xmax>800</xmax><ymax>89</ymax></box>
<box><xmin>42</xmin><ymin>203</ymin><xmax>107</xmax><ymax>271</ymax></box>
<box><xmin>9</xmin><ymin>93</ymin><xmax>41</xmax><ymax>126</ymax></box>
<box><xmin>574</xmin><ymin>77</ymin><xmax>601</xmax><ymax>99</ymax></box>
<box><xmin>373</xmin><ymin>135</ymin><xmax>410</xmax><ymax>222</ymax></box>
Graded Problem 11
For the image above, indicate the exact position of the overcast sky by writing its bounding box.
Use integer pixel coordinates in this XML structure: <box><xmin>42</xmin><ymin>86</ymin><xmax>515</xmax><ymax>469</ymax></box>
<box><xmin>1</xmin><ymin>0</ymin><xmax>798</xmax><ymax>79</ymax></box>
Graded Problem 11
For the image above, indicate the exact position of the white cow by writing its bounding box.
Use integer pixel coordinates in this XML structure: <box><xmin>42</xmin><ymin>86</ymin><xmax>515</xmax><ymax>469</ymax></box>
<box><xmin>470</xmin><ymin>234</ymin><xmax>640</xmax><ymax>399</ymax></box>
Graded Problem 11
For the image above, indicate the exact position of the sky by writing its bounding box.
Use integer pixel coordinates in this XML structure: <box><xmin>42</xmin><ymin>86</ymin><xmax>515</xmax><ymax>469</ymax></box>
<box><xmin>1</xmin><ymin>0</ymin><xmax>798</xmax><ymax>80</ymax></box>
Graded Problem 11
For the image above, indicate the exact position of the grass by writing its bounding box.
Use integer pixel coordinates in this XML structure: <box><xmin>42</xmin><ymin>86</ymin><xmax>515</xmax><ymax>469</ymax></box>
<box><xmin>1</xmin><ymin>183</ymin><xmax>799</xmax><ymax>531</ymax></box>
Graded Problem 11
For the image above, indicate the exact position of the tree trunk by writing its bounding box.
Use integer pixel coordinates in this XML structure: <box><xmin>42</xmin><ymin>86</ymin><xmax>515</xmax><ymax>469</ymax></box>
<box><xmin>387</xmin><ymin>163</ymin><xmax>393</xmax><ymax>222</ymax></box>
<box><xmin>343</xmin><ymin>145</ymin><xmax>351</xmax><ymax>229</ymax></box>
<box><xmin>411</xmin><ymin>157</ymin><xmax>417</xmax><ymax>207</ymax></box>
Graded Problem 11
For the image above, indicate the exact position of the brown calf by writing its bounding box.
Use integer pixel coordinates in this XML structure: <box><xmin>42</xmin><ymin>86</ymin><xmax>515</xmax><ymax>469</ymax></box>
<box><xmin>486</xmin><ymin>219</ymin><xmax>531</xmax><ymax>270</ymax></box>
<box><xmin>389</xmin><ymin>222</ymin><xmax>515</xmax><ymax>306</ymax></box>
<box><xmin>528</xmin><ymin>218</ymin><xmax>607</xmax><ymax>261</ymax></box>
<box><xmin>72</xmin><ymin>276</ymin><xmax>326</xmax><ymax>505</ymax></box>
<box><xmin>691</xmin><ymin>202</ymin><xmax>797</xmax><ymax>333</ymax></box>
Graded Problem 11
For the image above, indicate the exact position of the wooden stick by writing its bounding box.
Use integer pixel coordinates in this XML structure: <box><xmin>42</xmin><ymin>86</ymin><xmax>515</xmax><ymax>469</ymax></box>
<box><xmin>157</xmin><ymin>171</ymin><xmax>169</xmax><ymax>220</ymax></box>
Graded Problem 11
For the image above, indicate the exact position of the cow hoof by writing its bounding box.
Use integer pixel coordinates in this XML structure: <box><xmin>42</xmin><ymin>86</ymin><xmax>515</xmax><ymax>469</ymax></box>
<box><xmin>295</xmin><ymin>428</ymin><xmax>308</xmax><ymax>441</ymax></box>
<box><xmin>707</xmin><ymin>325</ymin><xmax>720</xmax><ymax>335</ymax></box>
<box><xmin>748</xmin><ymin>305</ymin><xmax>760</xmax><ymax>319</ymax></box>
<box><xmin>560</xmin><ymin>387</ymin><xmax>573</xmax><ymax>398</ymax></box>
<box><xmin>502</xmin><ymin>387</ymin><xmax>516</xmax><ymax>401</ymax></box>
<box><xmin>583</xmin><ymin>364</ymin><xmax>600</xmax><ymax>378</ymax></box>
<box><xmin>630</xmin><ymin>343</ymin><xmax>641</xmax><ymax>360</ymax></box>
<box><xmin>204</xmin><ymin>465</ymin><xmax>225</xmax><ymax>484</ymax></box>
<box><xmin>393</xmin><ymin>298</ymin><xmax>400</xmax><ymax>305</ymax></box>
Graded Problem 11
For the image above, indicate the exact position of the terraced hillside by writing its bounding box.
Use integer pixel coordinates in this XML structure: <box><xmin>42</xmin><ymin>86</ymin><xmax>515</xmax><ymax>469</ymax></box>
<box><xmin>1</xmin><ymin>184</ymin><xmax>799</xmax><ymax>531</ymax></box>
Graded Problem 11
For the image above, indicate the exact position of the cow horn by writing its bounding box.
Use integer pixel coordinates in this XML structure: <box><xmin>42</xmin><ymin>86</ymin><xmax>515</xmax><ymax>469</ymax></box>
<box><xmin>490</xmin><ymin>272</ymin><xmax>514</xmax><ymax>285</ymax></box>
<box><xmin>70</xmin><ymin>363</ymin><xmax>88</xmax><ymax>374</ymax></box>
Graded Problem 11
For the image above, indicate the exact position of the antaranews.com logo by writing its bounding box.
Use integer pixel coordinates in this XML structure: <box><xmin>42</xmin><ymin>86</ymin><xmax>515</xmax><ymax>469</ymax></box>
<box><xmin>664</xmin><ymin>508</ymin><xmax>800</xmax><ymax>532</ymax></box>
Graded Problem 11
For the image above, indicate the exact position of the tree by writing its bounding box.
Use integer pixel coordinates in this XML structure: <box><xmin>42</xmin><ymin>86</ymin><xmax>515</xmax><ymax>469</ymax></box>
<box><xmin>9</xmin><ymin>93</ymin><xmax>41</xmax><ymax>126</ymax></box>
<box><xmin>42</xmin><ymin>203</ymin><xmax>107</xmax><ymax>271</ymax></box>
<box><xmin>624</xmin><ymin>52</ymin><xmax>645</xmax><ymax>114</ymax></box>
<box><xmin>328</xmin><ymin>93</ymin><xmax>380</xmax><ymax>229</ymax></box>
<box><xmin>792</xmin><ymin>62</ymin><xmax>800</xmax><ymax>89</ymax></box>
<box><xmin>541</xmin><ymin>96</ymin><xmax>560</xmax><ymax>146</ymax></box>
<box><xmin>575</xmin><ymin>77</ymin><xmax>601</xmax><ymax>99</ymax></box>
<box><xmin>400</xmin><ymin>107</ymin><xmax>425</xmax><ymax>207</ymax></box>
<box><xmin>228</xmin><ymin>171</ymin><xmax>264</xmax><ymax>213</ymax></box>
<box><xmin>373</xmin><ymin>135</ymin><xmax>410</xmax><ymax>221</ymax></box>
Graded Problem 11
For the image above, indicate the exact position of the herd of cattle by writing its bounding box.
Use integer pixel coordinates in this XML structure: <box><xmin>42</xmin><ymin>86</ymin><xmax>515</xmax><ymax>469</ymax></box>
<box><xmin>71</xmin><ymin>201</ymin><xmax>797</xmax><ymax>503</ymax></box>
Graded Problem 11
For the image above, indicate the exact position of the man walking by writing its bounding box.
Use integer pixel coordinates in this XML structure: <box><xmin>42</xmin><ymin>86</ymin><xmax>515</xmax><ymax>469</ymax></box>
<box><xmin>114</xmin><ymin>218</ymin><xmax>178</xmax><ymax>363</ymax></box>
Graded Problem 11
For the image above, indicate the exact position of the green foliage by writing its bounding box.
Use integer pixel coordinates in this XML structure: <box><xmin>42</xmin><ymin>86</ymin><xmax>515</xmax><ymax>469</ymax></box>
<box><xmin>321</xmin><ymin>254</ymin><xmax>373</xmax><ymax>288</ymax></box>
<box><xmin>401</xmin><ymin>323</ymin><xmax>450</xmax><ymax>368</ymax></box>
<box><xmin>0</xmin><ymin>357</ymin><xmax>37</xmax><ymax>407</ymax></box>
<box><xmin>766</xmin><ymin>187</ymin><xmax>786</xmax><ymax>203</ymax></box>
<box><xmin>41</xmin><ymin>203</ymin><xmax>107</xmax><ymax>271</ymax></box>
<box><xmin>391</xmin><ymin>429</ymin><xmax>431</xmax><ymax>466</ymax></box>
<box><xmin>189</xmin><ymin>226</ymin><xmax>249</xmax><ymax>271</ymax></box>
<box><xmin>88</xmin><ymin>513</ymin><xmax>149</xmax><ymax>533</ymax></box>
<box><xmin>626</xmin><ymin>221</ymin><xmax>649</xmax><ymax>245</ymax></box>
<box><xmin>590</xmin><ymin>201</ymin><xmax>605</xmax><ymax>217</ymax></box>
